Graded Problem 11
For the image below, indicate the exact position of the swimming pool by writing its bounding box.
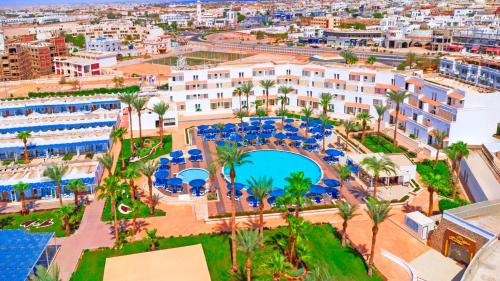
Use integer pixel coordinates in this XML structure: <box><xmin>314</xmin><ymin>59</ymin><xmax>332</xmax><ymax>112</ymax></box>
<box><xmin>223</xmin><ymin>150</ymin><xmax>322</xmax><ymax>189</ymax></box>
<box><xmin>177</xmin><ymin>168</ymin><xmax>209</xmax><ymax>183</ymax></box>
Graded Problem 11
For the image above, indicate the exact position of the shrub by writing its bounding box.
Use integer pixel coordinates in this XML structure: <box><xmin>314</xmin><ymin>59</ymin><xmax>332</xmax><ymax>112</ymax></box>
<box><xmin>27</xmin><ymin>85</ymin><xmax>140</xmax><ymax>99</ymax></box>
<box><xmin>438</xmin><ymin>198</ymin><xmax>469</xmax><ymax>212</ymax></box>
<box><xmin>62</xmin><ymin>154</ymin><xmax>74</xmax><ymax>161</ymax></box>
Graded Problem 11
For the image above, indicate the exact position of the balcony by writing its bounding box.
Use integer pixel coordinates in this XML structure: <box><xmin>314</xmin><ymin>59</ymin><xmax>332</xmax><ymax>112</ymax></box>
<box><xmin>408</xmin><ymin>97</ymin><xmax>419</xmax><ymax>108</ymax></box>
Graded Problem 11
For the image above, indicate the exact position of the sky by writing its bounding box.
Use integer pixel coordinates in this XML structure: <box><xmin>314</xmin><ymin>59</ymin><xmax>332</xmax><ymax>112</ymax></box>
<box><xmin>1</xmin><ymin>0</ymin><xmax>196</xmax><ymax>8</ymax></box>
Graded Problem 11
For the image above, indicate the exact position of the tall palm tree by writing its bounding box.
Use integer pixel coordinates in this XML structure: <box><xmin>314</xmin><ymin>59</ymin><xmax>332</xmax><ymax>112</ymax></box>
<box><xmin>233</xmin><ymin>87</ymin><xmax>243</xmax><ymax>112</ymax></box>
<box><xmin>207</xmin><ymin>162</ymin><xmax>217</xmax><ymax>194</ymax></box>
<box><xmin>342</xmin><ymin>120</ymin><xmax>357</xmax><ymax>146</ymax></box>
<box><xmin>29</xmin><ymin>265</ymin><xmax>61</xmax><ymax>281</ymax></box>
<box><xmin>444</xmin><ymin>146</ymin><xmax>458</xmax><ymax>191</ymax></box>
<box><xmin>65</xmin><ymin>179</ymin><xmax>85</xmax><ymax>206</ymax></box>
<box><xmin>256</xmin><ymin>108</ymin><xmax>267</xmax><ymax>127</ymax></box>
<box><xmin>284</xmin><ymin>171</ymin><xmax>312</xmax><ymax>218</ymax></box>
<box><xmin>319</xmin><ymin>114</ymin><xmax>329</xmax><ymax>152</ymax></box>
<box><xmin>405</xmin><ymin>52</ymin><xmax>417</xmax><ymax>69</ymax></box>
<box><xmin>13</xmin><ymin>182</ymin><xmax>29</xmax><ymax>215</ymax></box>
<box><xmin>360</xmin><ymin>156</ymin><xmax>396</xmax><ymax>198</ymax></box>
<box><xmin>240</xmin><ymin>83</ymin><xmax>253</xmax><ymax>115</ymax></box>
<box><xmin>278</xmin><ymin>108</ymin><xmax>288</xmax><ymax>128</ymax></box>
<box><xmin>259</xmin><ymin>79</ymin><xmax>275</xmax><ymax>112</ymax></box>
<box><xmin>356</xmin><ymin>112</ymin><xmax>373</xmax><ymax>143</ymax></box>
<box><xmin>152</xmin><ymin>101</ymin><xmax>169</xmax><ymax>146</ymax></box>
<box><xmin>118</xmin><ymin>92</ymin><xmax>138</xmax><ymax>152</ymax></box>
<box><xmin>97</xmin><ymin>152</ymin><xmax>115</xmax><ymax>176</ymax></box>
<box><xmin>432</xmin><ymin>130</ymin><xmax>448</xmax><ymax>169</ymax></box>
<box><xmin>235</xmin><ymin>111</ymin><xmax>245</xmax><ymax>135</ymax></box>
<box><xmin>366</xmin><ymin>198</ymin><xmax>392</xmax><ymax>277</ymax></box>
<box><xmin>421</xmin><ymin>172</ymin><xmax>446</xmax><ymax>216</ymax></box>
<box><xmin>450</xmin><ymin>141</ymin><xmax>469</xmax><ymax>198</ymax></box>
<box><xmin>16</xmin><ymin>131</ymin><xmax>31</xmax><ymax>162</ymax></box>
<box><xmin>320</xmin><ymin>92</ymin><xmax>333</xmax><ymax>116</ymax></box>
<box><xmin>253</xmin><ymin>100</ymin><xmax>264</xmax><ymax>113</ymax></box>
<box><xmin>235</xmin><ymin>229</ymin><xmax>260</xmax><ymax>281</ymax></box>
<box><xmin>122</xmin><ymin>165</ymin><xmax>141</xmax><ymax>201</ymax></box>
<box><xmin>56</xmin><ymin>204</ymin><xmax>76</xmax><ymax>236</ymax></box>
<box><xmin>387</xmin><ymin>90</ymin><xmax>409</xmax><ymax>152</ymax></box>
<box><xmin>247</xmin><ymin>176</ymin><xmax>272</xmax><ymax>247</ymax></box>
<box><xmin>278</xmin><ymin>85</ymin><xmax>293</xmax><ymax>111</ymax></box>
<box><xmin>137</xmin><ymin>160</ymin><xmax>159</xmax><ymax>215</ymax></box>
<box><xmin>337</xmin><ymin>200</ymin><xmax>359</xmax><ymax>247</ymax></box>
<box><xmin>301</xmin><ymin>107</ymin><xmax>313</xmax><ymax>136</ymax></box>
<box><xmin>374</xmin><ymin>104</ymin><xmax>389</xmax><ymax>144</ymax></box>
<box><xmin>336</xmin><ymin>163</ymin><xmax>351</xmax><ymax>199</ymax></box>
<box><xmin>216</xmin><ymin>143</ymin><xmax>251</xmax><ymax>272</ymax></box>
<box><xmin>98</xmin><ymin>176</ymin><xmax>128</xmax><ymax>241</ymax></box>
<box><xmin>111</xmin><ymin>127</ymin><xmax>127</xmax><ymax>170</ymax></box>
<box><xmin>43</xmin><ymin>165</ymin><xmax>68</xmax><ymax>206</ymax></box>
<box><xmin>132</xmin><ymin>97</ymin><xmax>147</xmax><ymax>147</ymax></box>
<box><xmin>130</xmin><ymin>200</ymin><xmax>141</xmax><ymax>236</ymax></box>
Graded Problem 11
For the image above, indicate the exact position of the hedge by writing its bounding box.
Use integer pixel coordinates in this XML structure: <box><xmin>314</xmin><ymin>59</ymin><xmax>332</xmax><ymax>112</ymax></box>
<box><xmin>208</xmin><ymin>204</ymin><xmax>337</xmax><ymax>219</ymax></box>
<box><xmin>438</xmin><ymin>198</ymin><xmax>469</xmax><ymax>212</ymax></box>
<box><xmin>27</xmin><ymin>85</ymin><xmax>140</xmax><ymax>99</ymax></box>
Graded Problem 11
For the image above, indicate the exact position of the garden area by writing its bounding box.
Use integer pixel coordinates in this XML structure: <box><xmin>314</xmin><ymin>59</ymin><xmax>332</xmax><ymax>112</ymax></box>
<box><xmin>355</xmin><ymin>134</ymin><xmax>416</xmax><ymax>158</ymax></box>
<box><xmin>70</xmin><ymin>224</ymin><xmax>382</xmax><ymax>281</ymax></box>
<box><xmin>416</xmin><ymin>160</ymin><xmax>453</xmax><ymax>197</ymax></box>
<box><xmin>27</xmin><ymin>85</ymin><xmax>140</xmax><ymax>99</ymax></box>
<box><xmin>0</xmin><ymin>205</ymin><xmax>85</xmax><ymax>237</ymax></box>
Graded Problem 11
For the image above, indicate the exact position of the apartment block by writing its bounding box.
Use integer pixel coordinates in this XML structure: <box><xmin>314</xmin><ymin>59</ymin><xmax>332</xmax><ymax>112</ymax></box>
<box><xmin>0</xmin><ymin>44</ymin><xmax>33</xmax><ymax>81</ymax></box>
<box><xmin>22</xmin><ymin>37</ymin><xmax>68</xmax><ymax>77</ymax></box>
<box><xmin>439</xmin><ymin>57</ymin><xmax>500</xmax><ymax>90</ymax></box>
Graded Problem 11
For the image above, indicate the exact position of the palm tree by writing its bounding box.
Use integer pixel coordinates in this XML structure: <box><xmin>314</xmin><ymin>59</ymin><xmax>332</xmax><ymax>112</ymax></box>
<box><xmin>216</xmin><ymin>143</ymin><xmax>252</xmax><ymax>272</ymax></box>
<box><xmin>450</xmin><ymin>141</ymin><xmax>469</xmax><ymax>198</ymax></box>
<box><xmin>132</xmin><ymin>97</ymin><xmax>147</xmax><ymax>147</ymax></box>
<box><xmin>387</xmin><ymin>90</ymin><xmax>409</xmax><ymax>152</ymax></box>
<box><xmin>319</xmin><ymin>114</ymin><xmax>329</xmax><ymax>152</ymax></box>
<box><xmin>253</xmin><ymin>100</ymin><xmax>264</xmax><ymax>112</ymax></box>
<box><xmin>111</xmin><ymin>127</ymin><xmax>127</xmax><ymax>170</ymax></box>
<box><xmin>336</xmin><ymin>200</ymin><xmax>359</xmax><ymax>247</ymax></box>
<box><xmin>260</xmin><ymin>79</ymin><xmax>275</xmax><ymax>112</ymax></box>
<box><xmin>304</xmin><ymin>267</ymin><xmax>332</xmax><ymax>281</ymax></box>
<box><xmin>278</xmin><ymin>108</ymin><xmax>288</xmax><ymax>128</ymax></box>
<box><xmin>146</xmin><ymin>228</ymin><xmax>159</xmax><ymax>251</ymax></box>
<box><xmin>118</xmin><ymin>92</ymin><xmax>138</xmax><ymax>152</ymax></box>
<box><xmin>235</xmin><ymin>111</ymin><xmax>245</xmax><ymax>135</ymax></box>
<box><xmin>138</xmin><ymin>160</ymin><xmax>159</xmax><ymax>215</ymax></box>
<box><xmin>319</xmin><ymin>92</ymin><xmax>333</xmax><ymax>116</ymax></box>
<box><xmin>360</xmin><ymin>156</ymin><xmax>396</xmax><ymax>198</ymax></box>
<box><xmin>98</xmin><ymin>176</ymin><xmax>127</xmax><ymax>241</ymax></box>
<box><xmin>421</xmin><ymin>172</ymin><xmax>446</xmax><ymax>216</ymax></box>
<box><xmin>13</xmin><ymin>182</ymin><xmax>29</xmax><ymax>215</ymax></box>
<box><xmin>405</xmin><ymin>52</ymin><xmax>418</xmax><ymax>69</ymax></box>
<box><xmin>240</xmin><ymin>83</ymin><xmax>253</xmax><ymax>115</ymax></box>
<box><xmin>112</xmin><ymin>76</ymin><xmax>124</xmax><ymax>88</ymax></box>
<box><xmin>29</xmin><ymin>265</ymin><xmax>61</xmax><ymax>281</ymax></box>
<box><xmin>261</xmin><ymin>253</ymin><xmax>293</xmax><ymax>281</ymax></box>
<box><xmin>130</xmin><ymin>200</ymin><xmax>141</xmax><ymax>236</ymax></box>
<box><xmin>336</xmin><ymin>163</ymin><xmax>351</xmax><ymax>199</ymax></box>
<box><xmin>256</xmin><ymin>108</ymin><xmax>267</xmax><ymax>127</ymax></box>
<box><xmin>432</xmin><ymin>130</ymin><xmax>448</xmax><ymax>169</ymax></box>
<box><xmin>367</xmin><ymin>56</ymin><xmax>377</xmax><ymax>65</ymax></box>
<box><xmin>356</xmin><ymin>112</ymin><xmax>373</xmax><ymax>143</ymax></box>
<box><xmin>374</xmin><ymin>104</ymin><xmax>389</xmax><ymax>144</ymax></box>
<box><xmin>43</xmin><ymin>165</ymin><xmax>68</xmax><ymax>206</ymax></box>
<box><xmin>207</xmin><ymin>162</ymin><xmax>217</xmax><ymax>194</ymax></box>
<box><xmin>246</xmin><ymin>176</ymin><xmax>272</xmax><ymax>247</ymax></box>
<box><xmin>16</xmin><ymin>131</ymin><xmax>31</xmax><ymax>162</ymax></box>
<box><xmin>301</xmin><ymin>107</ymin><xmax>313</xmax><ymax>136</ymax></box>
<box><xmin>342</xmin><ymin>120</ymin><xmax>357</xmax><ymax>146</ymax></box>
<box><xmin>278</xmin><ymin>85</ymin><xmax>293</xmax><ymax>111</ymax></box>
<box><xmin>366</xmin><ymin>198</ymin><xmax>392</xmax><ymax>277</ymax></box>
<box><xmin>152</xmin><ymin>101</ymin><xmax>169</xmax><ymax>146</ymax></box>
<box><xmin>122</xmin><ymin>165</ymin><xmax>141</xmax><ymax>201</ymax></box>
<box><xmin>444</xmin><ymin>146</ymin><xmax>458</xmax><ymax>191</ymax></box>
<box><xmin>97</xmin><ymin>152</ymin><xmax>115</xmax><ymax>176</ymax></box>
<box><xmin>65</xmin><ymin>179</ymin><xmax>85</xmax><ymax>206</ymax></box>
<box><xmin>284</xmin><ymin>171</ymin><xmax>312</xmax><ymax>218</ymax></box>
<box><xmin>233</xmin><ymin>87</ymin><xmax>243</xmax><ymax>112</ymax></box>
<box><xmin>56</xmin><ymin>204</ymin><xmax>76</xmax><ymax>236</ymax></box>
<box><xmin>235</xmin><ymin>229</ymin><xmax>260</xmax><ymax>281</ymax></box>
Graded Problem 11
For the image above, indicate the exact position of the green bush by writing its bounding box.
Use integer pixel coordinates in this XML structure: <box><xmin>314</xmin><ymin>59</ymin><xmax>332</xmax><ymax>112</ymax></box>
<box><xmin>27</xmin><ymin>85</ymin><xmax>140</xmax><ymax>99</ymax></box>
<box><xmin>438</xmin><ymin>198</ymin><xmax>469</xmax><ymax>212</ymax></box>
<box><xmin>62</xmin><ymin>154</ymin><xmax>74</xmax><ymax>161</ymax></box>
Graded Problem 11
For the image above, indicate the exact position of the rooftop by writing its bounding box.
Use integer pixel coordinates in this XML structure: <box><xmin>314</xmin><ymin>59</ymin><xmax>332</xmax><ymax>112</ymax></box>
<box><xmin>447</xmin><ymin>199</ymin><xmax>500</xmax><ymax>236</ymax></box>
<box><xmin>422</xmin><ymin>73</ymin><xmax>497</xmax><ymax>94</ymax></box>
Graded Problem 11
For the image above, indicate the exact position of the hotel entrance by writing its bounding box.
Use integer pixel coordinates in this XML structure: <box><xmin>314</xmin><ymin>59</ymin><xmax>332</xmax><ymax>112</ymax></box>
<box><xmin>443</xmin><ymin>230</ymin><xmax>476</xmax><ymax>265</ymax></box>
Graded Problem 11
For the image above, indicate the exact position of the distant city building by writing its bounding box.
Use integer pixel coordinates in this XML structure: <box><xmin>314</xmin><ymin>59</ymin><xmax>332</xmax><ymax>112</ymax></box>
<box><xmin>159</xmin><ymin>13</ymin><xmax>190</xmax><ymax>27</ymax></box>
<box><xmin>0</xmin><ymin>44</ymin><xmax>33</xmax><ymax>81</ymax></box>
<box><xmin>86</xmin><ymin>37</ymin><xmax>121</xmax><ymax>53</ymax></box>
<box><xmin>144</xmin><ymin>35</ymin><xmax>172</xmax><ymax>55</ymax></box>
<box><xmin>54</xmin><ymin>51</ymin><xmax>116</xmax><ymax>77</ymax></box>
<box><xmin>439</xmin><ymin>57</ymin><xmax>500</xmax><ymax>90</ymax></box>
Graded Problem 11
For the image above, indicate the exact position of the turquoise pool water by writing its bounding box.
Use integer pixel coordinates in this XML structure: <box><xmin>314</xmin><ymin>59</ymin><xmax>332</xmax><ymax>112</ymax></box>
<box><xmin>178</xmin><ymin>168</ymin><xmax>209</xmax><ymax>183</ymax></box>
<box><xmin>223</xmin><ymin>150</ymin><xmax>322</xmax><ymax>189</ymax></box>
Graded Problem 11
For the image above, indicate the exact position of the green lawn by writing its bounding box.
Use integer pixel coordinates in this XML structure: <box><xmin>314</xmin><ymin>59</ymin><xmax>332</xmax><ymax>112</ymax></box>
<box><xmin>284</xmin><ymin>113</ymin><xmax>343</xmax><ymax>126</ymax></box>
<box><xmin>416</xmin><ymin>159</ymin><xmax>453</xmax><ymax>197</ymax></box>
<box><xmin>0</xmin><ymin>205</ymin><xmax>85</xmax><ymax>237</ymax></box>
<box><xmin>70</xmin><ymin>224</ymin><xmax>382</xmax><ymax>281</ymax></box>
<box><xmin>101</xmin><ymin>197</ymin><xmax>165</xmax><ymax>221</ymax></box>
<box><xmin>356</xmin><ymin>135</ymin><xmax>416</xmax><ymax>158</ymax></box>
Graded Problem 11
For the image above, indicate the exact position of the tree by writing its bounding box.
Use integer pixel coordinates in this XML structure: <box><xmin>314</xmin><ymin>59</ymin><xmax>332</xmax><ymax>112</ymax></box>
<box><xmin>146</xmin><ymin>228</ymin><xmax>159</xmax><ymax>251</ymax></box>
<box><xmin>65</xmin><ymin>179</ymin><xmax>85</xmax><ymax>206</ymax></box>
<box><xmin>98</xmin><ymin>176</ymin><xmax>127</xmax><ymax>241</ymax></box>
<box><xmin>340</xmin><ymin>50</ymin><xmax>358</xmax><ymax>64</ymax></box>
<box><xmin>405</xmin><ymin>52</ymin><xmax>418</xmax><ymax>69</ymax></box>
<box><xmin>444</xmin><ymin>146</ymin><xmax>458</xmax><ymax>191</ymax></box>
<box><xmin>132</xmin><ymin>97</ymin><xmax>147</xmax><ymax>148</ymax></box>
<box><xmin>374</xmin><ymin>104</ymin><xmax>389</xmax><ymax>144</ymax></box>
<box><xmin>304</xmin><ymin>267</ymin><xmax>332</xmax><ymax>281</ymax></box>
<box><xmin>337</xmin><ymin>200</ymin><xmax>359</xmax><ymax>247</ymax></box>
<box><xmin>129</xmin><ymin>200</ymin><xmax>141</xmax><ymax>236</ymax></box>
<box><xmin>259</xmin><ymin>80</ymin><xmax>275</xmax><ymax>112</ymax></box>
<box><xmin>366</xmin><ymin>198</ymin><xmax>392</xmax><ymax>277</ymax></box>
<box><xmin>13</xmin><ymin>182</ymin><xmax>29</xmax><ymax>215</ymax></box>
<box><xmin>256</xmin><ymin>108</ymin><xmax>267</xmax><ymax>128</ymax></box>
<box><xmin>372</xmin><ymin>12</ymin><xmax>383</xmax><ymax>19</ymax></box>
<box><xmin>233</xmin><ymin>87</ymin><xmax>243</xmax><ymax>112</ymax></box>
<box><xmin>207</xmin><ymin>162</ymin><xmax>217</xmax><ymax>194</ymax></box>
<box><xmin>301</xmin><ymin>107</ymin><xmax>313</xmax><ymax>136</ymax></box>
<box><xmin>56</xmin><ymin>204</ymin><xmax>76</xmax><ymax>236</ymax></box>
<box><xmin>16</xmin><ymin>131</ymin><xmax>31</xmax><ymax>162</ymax></box>
<box><xmin>319</xmin><ymin>114</ymin><xmax>329</xmax><ymax>152</ymax></box>
<box><xmin>261</xmin><ymin>253</ymin><xmax>293</xmax><ymax>281</ymax></box>
<box><xmin>122</xmin><ymin>165</ymin><xmax>141</xmax><ymax>201</ymax></box>
<box><xmin>284</xmin><ymin>171</ymin><xmax>312</xmax><ymax>218</ymax></box>
<box><xmin>152</xmin><ymin>101</ymin><xmax>169</xmax><ymax>146</ymax></box>
<box><xmin>29</xmin><ymin>265</ymin><xmax>61</xmax><ymax>281</ymax></box>
<box><xmin>118</xmin><ymin>92</ymin><xmax>138</xmax><ymax>152</ymax></box>
<box><xmin>235</xmin><ymin>229</ymin><xmax>260</xmax><ymax>281</ymax></box>
<box><xmin>319</xmin><ymin>92</ymin><xmax>333</xmax><ymax>116</ymax></box>
<box><xmin>387</xmin><ymin>90</ymin><xmax>409</xmax><ymax>152</ymax></box>
<box><xmin>235</xmin><ymin>111</ymin><xmax>245</xmax><ymax>135</ymax></box>
<box><xmin>367</xmin><ymin>55</ymin><xmax>377</xmax><ymax>64</ymax></box>
<box><xmin>342</xmin><ymin>120</ymin><xmax>357</xmax><ymax>146</ymax></box>
<box><xmin>432</xmin><ymin>130</ymin><xmax>448</xmax><ymax>169</ymax></box>
<box><xmin>356</xmin><ymin>112</ymin><xmax>373</xmax><ymax>143</ymax></box>
<box><xmin>43</xmin><ymin>165</ymin><xmax>68</xmax><ymax>206</ymax></box>
<box><xmin>336</xmin><ymin>164</ymin><xmax>351</xmax><ymax>199</ymax></box>
<box><xmin>112</xmin><ymin>76</ymin><xmax>124</xmax><ymax>88</ymax></box>
<box><xmin>240</xmin><ymin>83</ymin><xmax>253</xmax><ymax>115</ymax></box>
<box><xmin>278</xmin><ymin>108</ymin><xmax>288</xmax><ymax>128</ymax></box>
<box><xmin>138</xmin><ymin>160</ymin><xmax>159</xmax><ymax>215</ymax></box>
<box><xmin>246</xmin><ymin>176</ymin><xmax>272</xmax><ymax>247</ymax></box>
<box><xmin>216</xmin><ymin>143</ymin><xmax>251</xmax><ymax>272</ymax></box>
<box><xmin>421</xmin><ymin>172</ymin><xmax>447</xmax><ymax>216</ymax></box>
<box><xmin>360</xmin><ymin>156</ymin><xmax>396</xmax><ymax>198</ymax></box>
<box><xmin>449</xmin><ymin>141</ymin><xmax>469</xmax><ymax>198</ymax></box>
<box><xmin>112</xmin><ymin>127</ymin><xmax>127</xmax><ymax>170</ymax></box>
<box><xmin>278</xmin><ymin>85</ymin><xmax>293</xmax><ymax>111</ymax></box>
<box><xmin>97</xmin><ymin>152</ymin><xmax>115</xmax><ymax>176</ymax></box>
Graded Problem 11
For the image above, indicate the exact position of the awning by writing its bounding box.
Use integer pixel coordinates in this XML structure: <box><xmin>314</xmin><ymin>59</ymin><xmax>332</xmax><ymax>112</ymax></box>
<box><xmin>471</xmin><ymin>45</ymin><xmax>479</xmax><ymax>51</ymax></box>
<box><xmin>447</xmin><ymin>92</ymin><xmax>464</xmax><ymax>100</ymax></box>
<box><xmin>344</xmin><ymin>102</ymin><xmax>370</xmax><ymax>110</ymax></box>
<box><xmin>419</xmin><ymin>96</ymin><xmax>441</xmax><ymax>107</ymax></box>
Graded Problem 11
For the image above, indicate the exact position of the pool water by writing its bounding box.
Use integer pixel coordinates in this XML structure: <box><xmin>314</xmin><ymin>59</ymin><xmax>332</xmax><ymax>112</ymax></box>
<box><xmin>223</xmin><ymin>150</ymin><xmax>322</xmax><ymax>189</ymax></box>
<box><xmin>177</xmin><ymin>168</ymin><xmax>209</xmax><ymax>183</ymax></box>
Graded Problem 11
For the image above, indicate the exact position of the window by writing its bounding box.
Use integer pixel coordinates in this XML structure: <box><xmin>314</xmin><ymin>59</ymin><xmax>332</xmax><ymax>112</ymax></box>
<box><xmin>286</xmin><ymin>69</ymin><xmax>291</xmax><ymax>75</ymax></box>
<box><xmin>418</xmin><ymin>101</ymin><xmax>423</xmax><ymax>109</ymax></box>
<box><xmin>193</xmin><ymin>75</ymin><xmax>199</xmax><ymax>81</ymax></box>
<box><xmin>238</xmin><ymin>72</ymin><xmax>244</xmax><ymax>78</ymax></box>
<box><xmin>413</xmin><ymin>113</ymin><xmax>417</xmax><ymax>121</ymax></box>
<box><xmin>195</xmin><ymin>104</ymin><xmax>201</xmax><ymax>111</ymax></box>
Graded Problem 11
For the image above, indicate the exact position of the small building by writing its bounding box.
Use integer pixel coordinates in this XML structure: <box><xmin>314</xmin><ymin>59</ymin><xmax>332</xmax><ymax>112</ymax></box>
<box><xmin>54</xmin><ymin>51</ymin><xmax>116</xmax><ymax>77</ymax></box>
<box><xmin>86</xmin><ymin>37</ymin><xmax>121</xmax><ymax>53</ymax></box>
<box><xmin>405</xmin><ymin>211</ymin><xmax>436</xmax><ymax>240</ymax></box>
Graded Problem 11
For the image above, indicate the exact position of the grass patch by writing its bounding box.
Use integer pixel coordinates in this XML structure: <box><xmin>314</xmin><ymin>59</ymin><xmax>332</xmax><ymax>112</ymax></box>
<box><xmin>417</xmin><ymin>159</ymin><xmax>453</xmax><ymax>197</ymax></box>
<box><xmin>70</xmin><ymin>224</ymin><xmax>381</xmax><ymax>281</ymax></box>
<box><xmin>101</xmin><ymin>197</ymin><xmax>165</xmax><ymax>221</ymax></box>
<box><xmin>356</xmin><ymin>134</ymin><xmax>416</xmax><ymax>158</ymax></box>
<box><xmin>285</xmin><ymin>113</ymin><xmax>343</xmax><ymax>126</ymax></box>
<box><xmin>0</xmin><ymin>205</ymin><xmax>85</xmax><ymax>237</ymax></box>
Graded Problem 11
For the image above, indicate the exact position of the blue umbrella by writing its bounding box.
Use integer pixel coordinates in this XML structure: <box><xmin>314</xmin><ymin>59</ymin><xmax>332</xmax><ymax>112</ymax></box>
<box><xmin>197</xmin><ymin>125</ymin><xmax>209</xmax><ymax>130</ymax></box>
<box><xmin>262</xmin><ymin>124</ymin><xmax>275</xmax><ymax>131</ymax></box>
<box><xmin>274</xmin><ymin>132</ymin><xmax>287</xmax><ymax>140</ymax></box>
<box><xmin>251</xmin><ymin>120</ymin><xmax>261</xmax><ymax>126</ymax></box>
<box><xmin>238</xmin><ymin>122</ymin><xmax>249</xmax><ymax>127</ymax></box>
<box><xmin>288</xmin><ymin>135</ymin><xmax>303</xmax><ymax>141</ymax></box>
<box><xmin>264</xmin><ymin>120</ymin><xmax>275</xmax><ymax>124</ymax></box>
<box><xmin>247</xmin><ymin>195</ymin><xmax>260</xmax><ymax>207</ymax></box>
<box><xmin>225</xmin><ymin>123</ymin><xmax>236</xmax><ymax>128</ymax></box>
<box><xmin>154</xmin><ymin>171</ymin><xmax>168</xmax><ymax>179</ymax></box>
<box><xmin>227</xmin><ymin>190</ymin><xmax>243</xmax><ymax>199</ymax></box>
<box><xmin>309</xmin><ymin>185</ymin><xmax>327</xmax><ymax>195</ymax></box>
<box><xmin>269</xmin><ymin>189</ymin><xmax>285</xmax><ymax>197</ymax></box>
<box><xmin>284</xmin><ymin>118</ymin><xmax>295</xmax><ymax>123</ymax></box>
<box><xmin>323</xmin><ymin>178</ymin><xmax>340</xmax><ymax>187</ymax></box>
<box><xmin>303</xmin><ymin>138</ymin><xmax>316</xmax><ymax>144</ymax></box>
<box><xmin>349</xmin><ymin>165</ymin><xmax>359</xmax><ymax>173</ymax></box>
<box><xmin>284</xmin><ymin>125</ymin><xmax>298</xmax><ymax>133</ymax></box>
<box><xmin>227</xmin><ymin>182</ymin><xmax>245</xmax><ymax>191</ymax></box>
<box><xmin>245</xmin><ymin>134</ymin><xmax>257</xmax><ymax>141</ymax></box>
<box><xmin>189</xmin><ymin>179</ymin><xmax>205</xmax><ymax>188</ymax></box>
<box><xmin>326</xmin><ymin>149</ymin><xmax>344</xmax><ymax>157</ymax></box>
<box><xmin>245</xmin><ymin>125</ymin><xmax>259</xmax><ymax>131</ymax></box>
<box><xmin>326</xmin><ymin>188</ymin><xmax>339</xmax><ymax>198</ymax></box>
<box><xmin>188</xmin><ymin>149</ymin><xmax>202</xmax><ymax>155</ymax></box>
<box><xmin>259</xmin><ymin>132</ymin><xmax>272</xmax><ymax>139</ymax></box>
<box><xmin>216</xmin><ymin>140</ymin><xmax>226</xmax><ymax>147</ymax></box>
<box><xmin>170</xmin><ymin>150</ymin><xmax>183</xmax><ymax>158</ymax></box>
<box><xmin>167</xmin><ymin>177</ymin><xmax>183</xmax><ymax>186</ymax></box>
<box><xmin>230</xmin><ymin>135</ymin><xmax>243</xmax><ymax>142</ymax></box>
<box><xmin>159</xmin><ymin>158</ymin><xmax>170</xmax><ymax>165</ymax></box>
<box><xmin>158</xmin><ymin>164</ymin><xmax>170</xmax><ymax>170</ymax></box>
<box><xmin>310</xmin><ymin>127</ymin><xmax>322</xmax><ymax>134</ymax></box>
<box><xmin>323</xmin><ymin>124</ymin><xmax>333</xmax><ymax>129</ymax></box>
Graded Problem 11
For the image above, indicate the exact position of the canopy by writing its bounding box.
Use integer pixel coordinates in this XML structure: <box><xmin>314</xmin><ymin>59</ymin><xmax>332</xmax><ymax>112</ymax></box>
<box><xmin>158</xmin><ymin>164</ymin><xmax>170</xmax><ymax>171</ymax></box>
<box><xmin>323</xmin><ymin>178</ymin><xmax>340</xmax><ymax>187</ymax></box>
<box><xmin>244</xmin><ymin>134</ymin><xmax>257</xmax><ymax>140</ymax></box>
<box><xmin>325</xmin><ymin>149</ymin><xmax>344</xmax><ymax>157</ymax></box>
<box><xmin>155</xmin><ymin>171</ymin><xmax>169</xmax><ymax>179</ymax></box>
<box><xmin>274</xmin><ymin>132</ymin><xmax>287</xmax><ymax>140</ymax></box>
<box><xmin>170</xmin><ymin>150</ymin><xmax>183</xmax><ymax>158</ymax></box>
<box><xmin>227</xmin><ymin>182</ymin><xmax>245</xmax><ymax>191</ymax></box>
<box><xmin>159</xmin><ymin>158</ymin><xmax>170</xmax><ymax>165</ymax></box>
<box><xmin>288</xmin><ymin>134</ymin><xmax>303</xmax><ymax>141</ymax></box>
<box><xmin>264</xmin><ymin>120</ymin><xmax>276</xmax><ymax>124</ymax></box>
<box><xmin>262</xmin><ymin>124</ymin><xmax>276</xmax><ymax>131</ymax></box>
<box><xmin>284</xmin><ymin>118</ymin><xmax>295</xmax><ymax>123</ymax></box>
<box><xmin>259</xmin><ymin>132</ymin><xmax>272</xmax><ymax>139</ymax></box>
<box><xmin>167</xmin><ymin>177</ymin><xmax>183</xmax><ymax>186</ymax></box>
<box><xmin>230</xmin><ymin>135</ymin><xmax>243</xmax><ymax>142</ymax></box>
<box><xmin>284</xmin><ymin>125</ymin><xmax>298</xmax><ymax>133</ymax></box>
<box><xmin>224</xmin><ymin>123</ymin><xmax>236</xmax><ymax>128</ymax></box>
<box><xmin>303</xmin><ymin>138</ymin><xmax>316</xmax><ymax>144</ymax></box>
<box><xmin>269</xmin><ymin>189</ymin><xmax>285</xmax><ymax>197</ymax></box>
<box><xmin>197</xmin><ymin>125</ymin><xmax>209</xmax><ymax>130</ymax></box>
<box><xmin>309</xmin><ymin>185</ymin><xmax>327</xmax><ymax>194</ymax></box>
<box><xmin>188</xmin><ymin>149</ymin><xmax>202</xmax><ymax>155</ymax></box>
<box><xmin>189</xmin><ymin>179</ymin><xmax>205</xmax><ymax>188</ymax></box>
<box><xmin>216</xmin><ymin>140</ymin><xmax>226</xmax><ymax>147</ymax></box>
